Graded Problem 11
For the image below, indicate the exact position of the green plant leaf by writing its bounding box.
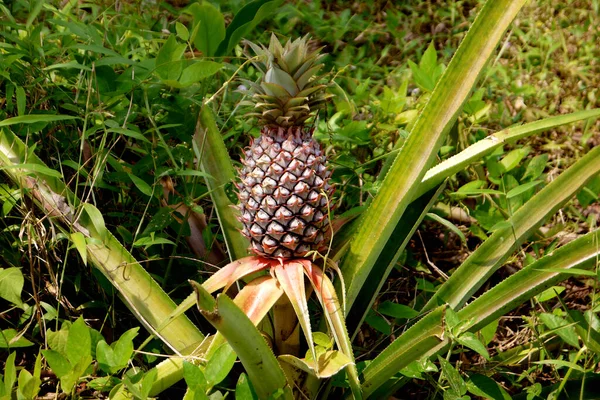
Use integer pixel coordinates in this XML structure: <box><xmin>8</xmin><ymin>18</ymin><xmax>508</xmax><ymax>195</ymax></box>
<box><xmin>205</xmin><ymin>343</ymin><xmax>236</xmax><ymax>388</ymax></box>
<box><xmin>0</xmin><ymin>267</ymin><xmax>24</xmax><ymax>308</ymax></box>
<box><xmin>439</xmin><ymin>356</ymin><xmax>467</xmax><ymax>396</ymax></box>
<box><xmin>0</xmin><ymin>114</ymin><xmax>78</xmax><ymax>127</ymax></box>
<box><xmin>128</xmin><ymin>173</ymin><xmax>153</xmax><ymax>196</ymax></box>
<box><xmin>4</xmin><ymin>352</ymin><xmax>17</xmax><ymax>395</ymax></box>
<box><xmin>215</xmin><ymin>0</ymin><xmax>282</xmax><ymax>56</ymax></box>
<box><xmin>378</xmin><ymin>301</ymin><xmax>419</xmax><ymax>320</ymax></box>
<box><xmin>189</xmin><ymin>2</ymin><xmax>225</xmax><ymax>57</ymax></box>
<box><xmin>66</xmin><ymin>317</ymin><xmax>92</xmax><ymax>365</ymax></box>
<box><xmin>176</xmin><ymin>21</ymin><xmax>190</xmax><ymax>41</ymax></box>
<box><xmin>179</xmin><ymin>61</ymin><xmax>224</xmax><ymax>86</ymax></box>
<box><xmin>362</xmin><ymin>228</ymin><xmax>600</xmax><ymax>395</ymax></box>
<box><xmin>341</xmin><ymin>0</ymin><xmax>528</xmax><ymax>313</ymax></box>
<box><xmin>42</xmin><ymin>349</ymin><xmax>71</xmax><ymax>377</ymax></box>
<box><xmin>467</xmin><ymin>374</ymin><xmax>510</xmax><ymax>400</ymax></box>
<box><xmin>235</xmin><ymin>373</ymin><xmax>257</xmax><ymax>400</ymax></box>
<box><xmin>539</xmin><ymin>313</ymin><xmax>580</xmax><ymax>348</ymax></box>
<box><xmin>70</xmin><ymin>232</ymin><xmax>87</xmax><ymax>266</ymax></box>
<box><xmin>0</xmin><ymin>329</ymin><xmax>34</xmax><ymax>348</ymax></box>
<box><xmin>456</xmin><ymin>332</ymin><xmax>490</xmax><ymax>360</ymax></box>
<box><xmin>156</xmin><ymin>34</ymin><xmax>186</xmax><ymax>81</ymax></box>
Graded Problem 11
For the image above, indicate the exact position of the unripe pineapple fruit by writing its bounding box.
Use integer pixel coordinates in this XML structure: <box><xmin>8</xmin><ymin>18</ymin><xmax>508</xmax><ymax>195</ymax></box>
<box><xmin>237</xmin><ymin>35</ymin><xmax>333</xmax><ymax>259</ymax></box>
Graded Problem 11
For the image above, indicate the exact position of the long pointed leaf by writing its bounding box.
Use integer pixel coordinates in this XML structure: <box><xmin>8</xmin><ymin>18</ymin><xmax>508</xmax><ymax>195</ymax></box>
<box><xmin>191</xmin><ymin>281</ymin><xmax>293</xmax><ymax>400</ymax></box>
<box><xmin>415</xmin><ymin>109</ymin><xmax>600</xmax><ymax>199</ymax></box>
<box><xmin>345</xmin><ymin>185</ymin><xmax>445</xmax><ymax>338</ymax></box>
<box><xmin>194</xmin><ymin>106</ymin><xmax>248</xmax><ymax>261</ymax></box>
<box><xmin>423</xmin><ymin>144</ymin><xmax>600</xmax><ymax>312</ymax></box>
<box><xmin>275</xmin><ymin>261</ymin><xmax>316</xmax><ymax>363</ymax></box>
<box><xmin>302</xmin><ymin>260</ymin><xmax>363</xmax><ymax>400</ymax></box>
<box><xmin>341</xmin><ymin>0</ymin><xmax>528</xmax><ymax>310</ymax></box>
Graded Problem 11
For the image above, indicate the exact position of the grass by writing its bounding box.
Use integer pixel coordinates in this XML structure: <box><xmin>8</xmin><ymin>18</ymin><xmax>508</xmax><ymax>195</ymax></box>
<box><xmin>1</xmin><ymin>0</ymin><xmax>600</xmax><ymax>398</ymax></box>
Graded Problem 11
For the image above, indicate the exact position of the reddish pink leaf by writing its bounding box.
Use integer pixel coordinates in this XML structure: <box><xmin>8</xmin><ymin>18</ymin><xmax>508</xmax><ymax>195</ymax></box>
<box><xmin>202</xmin><ymin>256</ymin><xmax>272</xmax><ymax>293</ymax></box>
<box><xmin>274</xmin><ymin>261</ymin><xmax>317</xmax><ymax>363</ymax></box>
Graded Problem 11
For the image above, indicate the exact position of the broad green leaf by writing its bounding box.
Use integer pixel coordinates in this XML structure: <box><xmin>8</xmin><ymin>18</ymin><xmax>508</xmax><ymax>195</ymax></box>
<box><xmin>82</xmin><ymin>203</ymin><xmax>107</xmax><ymax>240</ymax></box>
<box><xmin>456</xmin><ymin>332</ymin><xmax>490</xmax><ymax>360</ymax></box>
<box><xmin>378</xmin><ymin>301</ymin><xmax>418</xmax><ymax>320</ymax></box>
<box><xmin>189</xmin><ymin>3</ymin><xmax>225</xmax><ymax>57</ymax></box>
<box><xmin>133</xmin><ymin>236</ymin><xmax>176</xmax><ymax>248</ymax></box>
<box><xmin>156</xmin><ymin>34</ymin><xmax>186</xmax><ymax>81</ymax></box>
<box><xmin>215</xmin><ymin>0</ymin><xmax>282</xmax><ymax>56</ymax></box>
<box><xmin>179</xmin><ymin>61</ymin><xmax>223</xmax><ymax>86</ymax></box>
<box><xmin>415</xmin><ymin>109</ymin><xmax>600</xmax><ymax>199</ymax></box>
<box><xmin>176</xmin><ymin>21</ymin><xmax>190</xmax><ymax>41</ymax></box>
<box><xmin>18</xmin><ymin>367</ymin><xmax>41</xmax><ymax>400</ymax></box>
<box><xmin>205</xmin><ymin>343</ymin><xmax>236</xmax><ymax>388</ymax></box>
<box><xmin>235</xmin><ymin>373</ymin><xmax>257</xmax><ymax>400</ymax></box>
<box><xmin>341</xmin><ymin>0</ymin><xmax>528</xmax><ymax>312</ymax></box>
<box><xmin>506</xmin><ymin>180</ymin><xmax>542</xmax><ymax>199</ymax></box>
<box><xmin>539</xmin><ymin>313</ymin><xmax>580</xmax><ymax>348</ymax></box>
<box><xmin>4</xmin><ymin>352</ymin><xmax>16</xmax><ymax>395</ymax></box>
<box><xmin>96</xmin><ymin>340</ymin><xmax>117</xmax><ymax>374</ymax></box>
<box><xmin>534</xmin><ymin>286</ymin><xmax>566</xmax><ymax>302</ymax></box>
<box><xmin>70</xmin><ymin>232</ymin><xmax>87</xmax><ymax>266</ymax></box>
<box><xmin>42</xmin><ymin>349</ymin><xmax>71</xmax><ymax>377</ymax></box>
<box><xmin>522</xmin><ymin>154</ymin><xmax>549</xmax><ymax>181</ymax></box>
<box><xmin>191</xmin><ymin>282</ymin><xmax>293</xmax><ymax>400</ymax></box>
<box><xmin>66</xmin><ymin>317</ymin><xmax>92</xmax><ymax>364</ymax></box>
<box><xmin>0</xmin><ymin>267</ymin><xmax>24</xmax><ymax>307</ymax></box>
<box><xmin>183</xmin><ymin>361</ymin><xmax>207</xmax><ymax>392</ymax></box>
<box><xmin>467</xmin><ymin>374</ymin><xmax>510</xmax><ymax>400</ymax></box>
<box><xmin>0</xmin><ymin>329</ymin><xmax>34</xmax><ymax>348</ymax></box>
<box><xmin>499</xmin><ymin>147</ymin><xmax>529</xmax><ymax>173</ymax></box>
<box><xmin>439</xmin><ymin>356</ymin><xmax>467</xmax><ymax>396</ymax></box>
<box><xmin>424</xmin><ymin>145</ymin><xmax>600</xmax><ymax>312</ymax></box>
<box><xmin>113</xmin><ymin>328</ymin><xmax>139</xmax><ymax>369</ymax></box>
<box><xmin>128</xmin><ymin>173</ymin><xmax>153</xmax><ymax>196</ymax></box>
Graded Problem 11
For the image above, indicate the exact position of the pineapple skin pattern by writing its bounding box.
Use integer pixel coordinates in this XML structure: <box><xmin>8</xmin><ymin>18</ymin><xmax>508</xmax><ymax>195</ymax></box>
<box><xmin>237</xmin><ymin>35</ymin><xmax>334</xmax><ymax>259</ymax></box>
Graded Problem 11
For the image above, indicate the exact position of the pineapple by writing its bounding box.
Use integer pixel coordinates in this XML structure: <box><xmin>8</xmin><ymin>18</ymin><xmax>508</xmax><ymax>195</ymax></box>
<box><xmin>238</xmin><ymin>34</ymin><xmax>333</xmax><ymax>259</ymax></box>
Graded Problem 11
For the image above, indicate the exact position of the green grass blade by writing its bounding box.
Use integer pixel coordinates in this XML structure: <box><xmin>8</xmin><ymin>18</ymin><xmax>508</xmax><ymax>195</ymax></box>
<box><xmin>194</xmin><ymin>105</ymin><xmax>248</xmax><ymax>261</ymax></box>
<box><xmin>0</xmin><ymin>128</ymin><xmax>205</xmax><ymax>354</ymax></box>
<box><xmin>415</xmin><ymin>109</ymin><xmax>600</xmax><ymax>199</ymax></box>
<box><xmin>191</xmin><ymin>282</ymin><xmax>293</xmax><ymax>400</ymax></box>
<box><xmin>423</xmin><ymin>144</ymin><xmax>600</xmax><ymax>312</ymax></box>
<box><xmin>341</xmin><ymin>0</ymin><xmax>527</xmax><ymax>310</ymax></box>
<box><xmin>361</xmin><ymin>228</ymin><xmax>600</xmax><ymax>396</ymax></box>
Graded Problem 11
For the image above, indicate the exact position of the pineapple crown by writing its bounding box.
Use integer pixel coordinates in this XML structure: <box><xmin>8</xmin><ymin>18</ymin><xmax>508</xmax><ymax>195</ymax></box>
<box><xmin>241</xmin><ymin>34</ymin><xmax>332</xmax><ymax>128</ymax></box>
